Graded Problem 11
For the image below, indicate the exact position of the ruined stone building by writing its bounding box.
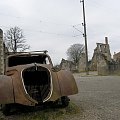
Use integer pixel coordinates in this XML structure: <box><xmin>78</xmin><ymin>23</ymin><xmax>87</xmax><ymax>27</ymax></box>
<box><xmin>60</xmin><ymin>58</ymin><xmax>76</xmax><ymax>71</ymax></box>
<box><xmin>113</xmin><ymin>52</ymin><xmax>120</xmax><ymax>62</ymax></box>
<box><xmin>108</xmin><ymin>52</ymin><xmax>120</xmax><ymax>74</ymax></box>
<box><xmin>89</xmin><ymin>37</ymin><xmax>112</xmax><ymax>73</ymax></box>
<box><xmin>60</xmin><ymin>37</ymin><xmax>120</xmax><ymax>75</ymax></box>
<box><xmin>89</xmin><ymin>37</ymin><xmax>120</xmax><ymax>75</ymax></box>
<box><xmin>78</xmin><ymin>53</ymin><xmax>86</xmax><ymax>72</ymax></box>
<box><xmin>0</xmin><ymin>29</ymin><xmax>4</xmax><ymax>74</ymax></box>
<box><xmin>0</xmin><ymin>29</ymin><xmax>9</xmax><ymax>74</ymax></box>
<box><xmin>60</xmin><ymin>53</ymin><xmax>86</xmax><ymax>72</ymax></box>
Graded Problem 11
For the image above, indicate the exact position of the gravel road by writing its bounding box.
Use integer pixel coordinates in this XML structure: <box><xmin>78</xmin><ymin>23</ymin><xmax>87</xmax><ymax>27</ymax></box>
<box><xmin>69</xmin><ymin>74</ymin><xmax>120</xmax><ymax>120</ymax></box>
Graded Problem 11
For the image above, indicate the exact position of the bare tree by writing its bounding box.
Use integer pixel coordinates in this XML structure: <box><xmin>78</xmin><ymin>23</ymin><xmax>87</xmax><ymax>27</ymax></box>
<box><xmin>67</xmin><ymin>44</ymin><xmax>85</xmax><ymax>67</ymax></box>
<box><xmin>4</xmin><ymin>26</ymin><xmax>30</xmax><ymax>53</ymax></box>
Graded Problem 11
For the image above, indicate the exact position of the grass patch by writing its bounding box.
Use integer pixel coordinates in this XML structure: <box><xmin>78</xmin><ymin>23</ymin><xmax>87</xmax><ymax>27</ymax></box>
<box><xmin>0</xmin><ymin>102</ymin><xmax>79</xmax><ymax>120</ymax></box>
<box><xmin>113</xmin><ymin>72</ymin><xmax>120</xmax><ymax>76</ymax></box>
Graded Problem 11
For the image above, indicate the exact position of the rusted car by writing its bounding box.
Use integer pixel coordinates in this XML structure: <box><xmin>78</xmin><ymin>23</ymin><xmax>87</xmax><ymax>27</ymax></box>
<box><xmin>0</xmin><ymin>51</ymin><xmax>78</xmax><ymax>115</ymax></box>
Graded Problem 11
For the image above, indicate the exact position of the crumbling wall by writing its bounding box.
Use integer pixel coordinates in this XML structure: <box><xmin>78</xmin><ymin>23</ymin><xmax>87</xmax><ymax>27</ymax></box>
<box><xmin>0</xmin><ymin>29</ymin><xmax>4</xmax><ymax>75</ymax></box>
<box><xmin>89</xmin><ymin>37</ymin><xmax>112</xmax><ymax>75</ymax></box>
<box><xmin>113</xmin><ymin>52</ymin><xmax>120</xmax><ymax>62</ymax></box>
<box><xmin>89</xmin><ymin>48</ymin><xmax>98</xmax><ymax>71</ymax></box>
<box><xmin>97</xmin><ymin>54</ymin><xmax>109</xmax><ymax>75</ymax></box>
<box><xmin>108</xmin><ymin>60</ymin><xmax>120</xmax><ymax>75</ymax></box>
<box><xmin>97</xmin><ymin>54</ymin><xmax>120</xmax><ymax>75</ymax></box>
<box><xmin>78</xmin><ymin>53</ymin><xmax>86</xmax><ymax>72</ymax></box>
<box><xmin>60</xmin><ymin>58</ymin><xmax>76</xmax><ymax>71</ymax></box>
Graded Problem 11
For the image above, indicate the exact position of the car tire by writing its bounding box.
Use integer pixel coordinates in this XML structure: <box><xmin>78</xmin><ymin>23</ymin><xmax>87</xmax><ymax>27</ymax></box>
<box><xmin>1</xmin><ymin>104</ymin><xmax>11</xmax><ymax>116</ymax></box>
<box><xmin>61</xmin><ymin>96</ymin><xmax>70</xmax><ymax>107</ymax></box>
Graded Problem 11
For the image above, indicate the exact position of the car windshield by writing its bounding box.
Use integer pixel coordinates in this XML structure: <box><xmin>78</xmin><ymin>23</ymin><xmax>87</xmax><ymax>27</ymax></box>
<box><xmin>8</xmin><ymin>54</ymin><xmax>50</xmax><ymax>67</ymax></box>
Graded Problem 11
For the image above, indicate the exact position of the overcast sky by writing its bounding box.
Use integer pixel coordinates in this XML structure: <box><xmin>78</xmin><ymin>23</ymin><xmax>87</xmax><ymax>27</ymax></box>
<box><xmin>0</xmin><ymin>0</ymin><xmax>120</xmax><ymax>64</ymax></box>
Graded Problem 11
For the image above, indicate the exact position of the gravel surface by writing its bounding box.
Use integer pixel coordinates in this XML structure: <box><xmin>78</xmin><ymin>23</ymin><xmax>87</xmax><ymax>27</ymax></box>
<box><xmin>69</xmin><ymin>75</ymin><xmax>120</xmax><ymax>120</ymax></box>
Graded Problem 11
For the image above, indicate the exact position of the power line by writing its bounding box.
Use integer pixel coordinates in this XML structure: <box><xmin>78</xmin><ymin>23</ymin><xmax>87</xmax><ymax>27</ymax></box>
<box><xmin>73</xmin><ymin>25</ymin><xmax>83</xmax><ymax>34</ymax></box>
<box><xmin>73</xmin><ymin>34</ymin><xmax>82</xmax><ymax>37</ymax></box>
<box><xmin>0</xmin><ymin>12</ymin><xmax>84</xmax><ymax>38</ymax></box>
<box><xmin>25</xmin><ymin>29</ymin><xmax>83</xmax><ymax>38</ymax></box>
<box><xmin>0</xmin><ymin>25</ymin><xmax>83</xmax><ymax>38</ymax></box>
<box><xmin>0</xmin><ymin>12</ymin><xmax>73</xmax><ymax>27</ymax></box>
<box><xmin>39</xmin><ymin>20</ymin><xmax>72</xmax><ymax>27</ymax></box>
<box><xmin>0</xmin><ymin>12</ymin><xmax>21</xmax><ymax>19</ymax></box>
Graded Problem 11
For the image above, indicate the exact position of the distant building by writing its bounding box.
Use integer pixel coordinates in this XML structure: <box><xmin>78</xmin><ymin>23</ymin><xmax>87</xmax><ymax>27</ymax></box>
<box><xmin>89</xmin><ymin>37</ymin><xmax>112</xmax><ymax>71</ymax></box>
<box><xmin>78</xmin><ymin>53</ymin><xmax>86</xmax><ymax>72</ymax></box>
<box><xmin>113</xmin><ymin>52</ymin><xmax>120</xmax><ymax>62</ymax></box>
<box><xmin>60</xmin><ymin>58</ymin><xmax>76</xmax><ymax>71</ymax></box>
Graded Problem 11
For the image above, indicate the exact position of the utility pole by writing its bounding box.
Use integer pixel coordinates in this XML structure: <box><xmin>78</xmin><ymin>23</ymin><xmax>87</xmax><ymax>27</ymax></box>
<box><xmin>80</xmin><ymin>0</ymin><xmax>89</xmax><ymax>75</ymax></box>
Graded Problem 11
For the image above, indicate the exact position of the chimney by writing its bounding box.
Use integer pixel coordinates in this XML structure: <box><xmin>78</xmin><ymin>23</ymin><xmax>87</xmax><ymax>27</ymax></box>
<box><xmin>105</xmin><ymin>37</ymin><xmax>108</xmax><ymax>44</ymax></box>
<box><xmin>0</xmin><ymin>29</ymin><xmax>4</xmax><ymax>74</ymax></box>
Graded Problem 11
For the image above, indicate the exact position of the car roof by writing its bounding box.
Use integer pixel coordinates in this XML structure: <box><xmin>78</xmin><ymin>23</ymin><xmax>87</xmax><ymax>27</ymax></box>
<box><xmin>7</xmin><ymin>51</ymin><xmax>49</xmax><ymax>58</ymax></box>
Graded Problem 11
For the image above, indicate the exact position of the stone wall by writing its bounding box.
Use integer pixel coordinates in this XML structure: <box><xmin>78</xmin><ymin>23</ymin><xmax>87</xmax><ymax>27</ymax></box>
<box><xmin>0</xmin><ymin>29</ymin><xmax>4</xmax><ymax>75</ymax></box>
<box><xmin>78</xmin><ymin>53</ymin><xmax>86</xmax><ymax>72</ymax></box>
<box><xmin>60</xmin><ymin>58</ymin><xmax>76</xmax><ymax>71</ymax></box>
<box><xmin>97</xmin><ymin>54</ymin><xmax>109</xmax><ymax>75</ymax></box>
<box><xmin>89</xmin><ymin>48</ymin><xmax>98</xmax><ymax>71</ymax></box>
<box><xmin>108</xmin><ymin>61</ymin><xmax>120</xmax><ymax>74</ymax></box>
<box><xmin>97</xmin><ymin>56</ymin><xmax>120</xmax><ymax>76</ymax></box>
<box><xmin>113</xmin><ymin>52</ymin><xmax>120</xmax><ymax>62</ymax></box>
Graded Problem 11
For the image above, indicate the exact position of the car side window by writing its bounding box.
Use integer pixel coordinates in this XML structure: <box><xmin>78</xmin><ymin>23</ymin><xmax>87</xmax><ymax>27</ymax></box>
<box><xmin>45</xmin><ymin>57</ymin><xmax>50</xmax><ymax>64</ymax></box>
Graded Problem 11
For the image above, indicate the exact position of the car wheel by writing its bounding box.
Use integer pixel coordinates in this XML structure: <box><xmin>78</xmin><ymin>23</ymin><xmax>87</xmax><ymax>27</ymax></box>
<box><xmin>61</xmin><ymin>96</ymin><xmax>70</xmax><ymax>107</ymax></box>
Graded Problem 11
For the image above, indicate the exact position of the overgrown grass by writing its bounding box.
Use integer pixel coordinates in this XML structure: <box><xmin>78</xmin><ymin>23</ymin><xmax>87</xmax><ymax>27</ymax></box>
<box><xmin>0</xmin><ymin>102</ymin><xmax>80</xmax><ymax>120</ymax></box>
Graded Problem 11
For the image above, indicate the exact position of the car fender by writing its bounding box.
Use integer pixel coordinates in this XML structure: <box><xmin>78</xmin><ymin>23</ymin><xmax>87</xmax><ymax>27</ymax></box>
<box><xmin>57</xmin><ymin>70</ymin><xmax>78</xmax><ymax>96</ymax></box>
<box><xmin>0</xmin><ymin>75</ymin><xmax>14</xmax><ymax>104</ymax></box>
